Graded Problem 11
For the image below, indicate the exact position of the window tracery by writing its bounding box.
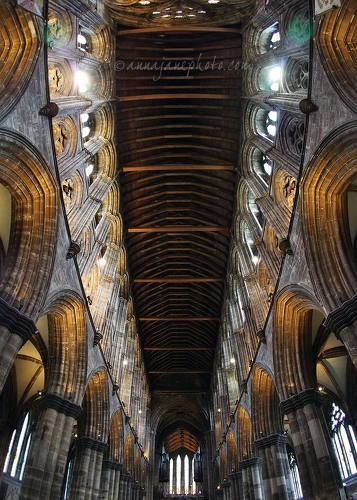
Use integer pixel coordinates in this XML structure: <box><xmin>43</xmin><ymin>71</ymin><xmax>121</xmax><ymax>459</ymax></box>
<box><xmin>62</xmin><ymin>178</ymin><xmax>74</xmax><ymax>211</ymax></box>
<box><xmin>329</xmin><ymin>402</ymin><xmax>357</xmax><ymax>480</ymax></box>
<box><xmin>48</xmin><ymin>65</ymin><xmax>64</xmax><ymax>94</ymax></box>
<box><xmin>286</xmin><ymin>118</ymin><xmax>304</xmax><ymax>155</ymax></box>
<box><xmin>47</xmin><ymin>13</ymin><xmax>67</xmax><ymax>45</ymax></box>
<box><xmin>53</xmin><ymin>117</ymin><xmax>78</xmax><ymax>159</ymax></box>
<box><xmin>282</xmin><ymin>175</ymin><xmax>297</xmax><ymax>208</ymax></box>
<box><xmin>284</xmin><ymin>58</ymin><xmax>309</xmax><ymax>93</ymax></box>
<box><xmin>286</xmin><ymin>9</ymin><xmax>310</xmax><ymax>44</ymax></box>
<box><xmin>53</xmin><ymin>122</ymin><xmax>69</xmax><ymax>156</ymax></box>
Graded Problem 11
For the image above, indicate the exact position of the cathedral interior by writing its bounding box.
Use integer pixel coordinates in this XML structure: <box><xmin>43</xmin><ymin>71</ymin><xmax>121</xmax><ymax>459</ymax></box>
<box><xmin>0</xmin><ymin>0</ymin><xmax>357</xmax><ymax>499</ymax></box>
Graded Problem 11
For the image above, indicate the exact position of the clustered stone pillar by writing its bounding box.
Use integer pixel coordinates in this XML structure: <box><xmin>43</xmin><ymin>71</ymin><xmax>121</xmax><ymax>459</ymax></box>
<box><xmin>228</xmin><ymin>471</ymin><xmax>242</xmax><ymax>500</ymax></box>
<box><xmin>280</xmin><ymin>388</ymin><xmax>342</xmax><ymax>500</ymax></box>
<box><xmin>221</xmin><ymin>480</ymin><xmax>231</xmax><ymax>500</ymax></box>
<box><xmin>254</xmin><ymin>433</ymin><xmax>294</xmax><ymax>499</ymax></box>
<box><xmin>120</xmin><ymin>473</ymin><xmax>133</xmax><ymax>500</ymax></box>
<box><xmin>19</xmin><ymin>393</ymin><xmax>82</xmax><ymax>500</ymax></box>
<box><xmin>100</xmin><ymin>460</ymin><xmax>122</xmax><ymax>500</ymax></box>
<box><xmin>0</xmin><ymin>298</ymin><xmax>37</xmax><ymax>393</ymax></box>
<box><xmin>69</xmin><ymin>437</ymin><xmax>109</xmax><ymax>500</ymax></box>
<box><xmin>239</xmin><ymin>457</ymin><xmax>265</xmax><ymax>499</ymax></box>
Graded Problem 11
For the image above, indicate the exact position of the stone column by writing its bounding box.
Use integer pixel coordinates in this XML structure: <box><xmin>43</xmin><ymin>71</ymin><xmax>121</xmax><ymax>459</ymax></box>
<box><xmin>69</xmin><ymin>437</ymin><xmax>108</xmax><ymax>500</ymax></box>
<box><xmin>280</xmin><ymin>389</ymin><xmax>342</xmax><ymax>500</ymax></box>
<box><xmin>221</xmin><ymin>480</ymin><xmax>231</xmax><ymax>500</ymax></box>
<box><xmin>132</xmin><ymin>482</ymin><xmax>140</xmax><ymax>500</ymax></box>
<box><xmin>189</xmin><ymin>458</ymin><xmax>193</xmax><ymax>494</ymax></box>
<box><xmin>19</xmin><ymin>394</ymin><xmax>82</xmax><ymax>500</ymax></box>
<box><xmin>228</xmin><ymin>471</ymin><xmax>242</xmax><ymax>500</ymax></box>
<box><xmin>100</xmin><ymin>460</ymin><xmax>122</xmax><ymax>500</ymax></box>
<box><xmin>123</xmin><ymin>474</ymin><xmax>133</xmax><ymax>500</ymax></box>
<box><xmin>172</xmin><ymin>456</ymin><xmax>177</xmax><ymax>494</ymax></box>
<box><xmin>180</xmin><ymin>455</ymin><xmax>185</xmax><ymax>494</ymax></box>
<box><xmin>239</xmin><ymin>457</ymin><xmax>265</xmax><ymax>500</ymax></box>
<box><xmin>216</xmin><ymin>486</ymin><xmax>224</xmax><ymax>500</ymax></box>
<box><xmin>254</xmin><ymin>433</ymin><xmax>294</xmax><ymax>499</ymax></box>
<box><xmin>119</xmin><ymin>472</ymin><xmax>126</xmax><ymax>499</ymax></box>
<box><xmin>0</xmin><ymin>298</ymin><xmax>37</xmax><ymax>394</ymax></box>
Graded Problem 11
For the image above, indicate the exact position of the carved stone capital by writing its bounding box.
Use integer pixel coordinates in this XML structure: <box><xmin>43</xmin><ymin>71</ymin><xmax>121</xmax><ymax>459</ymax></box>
<box><xmin>39</xmin><ymin>393</ymin><xmax>82</xmax><ymax>419</ymax></box>
<box><xmin>0</xmin><ymin>297</ymin><xmax>37</xmax><ymax>344</ymax></box>
<box><xmin>325</xmin><ymin>294</ymin><xmax>357</xmax><ymax>339</ymax></box>
<box><xmin>238</xmin><ymin>457</ymin><xmax>260</xmax><ymax>470</ymax></box>
<box><xmin>279</xmin><ymin>388</ymin><xmax>322</xmax><ymax>414</ymax></box>
<box><xmin>254</xmin><ymin>433</ymin><xmax>287</xmax><ymax>450</ymax></box>
<box><xmin>75</xmin><ymin>436</ymin><xmax>108</xmax><ymax>453</ymax></box>
<box><xmin>103</xmin><ymin>460</ymin><xmax>123</xmax><ymax>471</ymax></box>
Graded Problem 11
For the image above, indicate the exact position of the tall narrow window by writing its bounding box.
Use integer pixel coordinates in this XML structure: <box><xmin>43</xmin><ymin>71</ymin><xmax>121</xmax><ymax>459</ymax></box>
<box><xmin>266</xmin><ymin>110</ymin><xmax>278</xmax><ymax>138</ymax></box>
<box><xmin>184</xmin><ymin>455</ymin><xmax>189</xmax><ymax>494</ymax></box>
<box><xmin>288</xmin><ymin>449</ymin><xmax>303</xmax><ymax>499</ymax></box>
<box><xmin>3</xmin><ymin>412</ymin><xmax>31</xmax><ymax>480</ymax></box>
<box><xmin>192</xmin><ymin>458</ymin><xmax>196</xmax><ymax>494</ymax></box>
<box><xmin>176</xmin><ymin>455</ymin><xmax>181</xmax><ymax>494</ymax></box>
<box><xmin>169</xmin><ymin>458</ymin><xmax>174</xmax><ymax>494</ymax></box>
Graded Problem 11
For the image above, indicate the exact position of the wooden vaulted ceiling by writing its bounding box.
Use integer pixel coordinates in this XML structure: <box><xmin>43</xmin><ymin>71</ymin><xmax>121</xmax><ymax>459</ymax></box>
<box><xmin>114</xmin><ymin>0</ymin><xmax>245</xmax><ymax>455</ymax></box>
<box><xmin>116</xmin><ymin>27</ymin><xmax>241</xmax><ymax>394</ymax></box>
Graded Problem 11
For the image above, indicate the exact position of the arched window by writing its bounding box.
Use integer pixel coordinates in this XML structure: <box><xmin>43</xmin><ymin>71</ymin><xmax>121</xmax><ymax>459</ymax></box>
<box><xmin>259</xmin><ymin>65</ymin><xmax>281</xmax><ymax>91</ymax></box>
<box><xmin>248</xmin><ymin>192</ymin><xmax>264</xmax><ymax>229</ymax></box>
<box><xmin>169</xmin><ymin>457</ymin><xmax>174</xmax><ymax>494</ymax></box>
<box><xmin>176</xmin><ymin>455</ymin><xmax>181</xmax><ymax>492</ymax></box>
<box><xmin>329</xmin><ymin>402</ymin><xmax>357</xmax><ymax>479</ymax></box>
<box><xmin>266</xmin><ymin>110</ymin><xmax>278</xmax><ymax>138</ymax></box>
<box><xmin>80</xmin><ymin>112</ymin><xmax>93</xmax><ymax>140</ymax></box>
<box><xmin>260</xmin><ymin>23</ymin><xmax>280</xmax><ymax>53</ymax></box>
<box><xmin>77</xmin><ymin>26</ymin><xmax>89</xmax><ymax>51</ymax></box>
<box><xmin>262</xmin><ymin>154</ymin><xmax>273</xmax><ymax>178</ymax></box>
<box><xmin>184</xmin><ymin>455</ymin><xmax>189</xmax><ymax>493</ymax></box>
<box><xmin>76</xmin><ymin>70</ymin><xmax>90</xmax><ymax>94</ymax></box>
<box><xmin>244</xmin><ymin>224</ymin><xmax>259</xmax><ymax>266</ymax></box>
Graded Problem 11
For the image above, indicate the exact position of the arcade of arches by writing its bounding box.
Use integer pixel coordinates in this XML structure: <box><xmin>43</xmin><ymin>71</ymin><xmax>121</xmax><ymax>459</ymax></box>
<box><xmin>0</xmin><ymin>0</ymin><xmax>357</xmax><ymax>499</ymax></box>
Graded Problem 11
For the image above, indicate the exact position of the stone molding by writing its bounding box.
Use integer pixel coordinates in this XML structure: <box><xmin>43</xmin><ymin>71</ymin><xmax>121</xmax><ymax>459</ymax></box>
<box><xmin>279</xmin><ymin>388</ymin><xmax>322</xmax><ymax>414</ymax></box>
<box><xmin>254</xmin><ymin>433</ymin><xmax>287</xmax><ymax>450</ymax></box>
<box><xmin>238</xmin><ymin>457</ymin><xmax>260</xmax><ymax>470</ymax></box>
<box><xmin>39</xmin><ymin>393</ymin><xmax>82</xmax><ymax>418</ymax></box>
<box><xmin>0</xmin><ymin>297</ymin><xmax>37</xmax><ymax>343</ymax></box>
<box><xmin>103</xmin><ymin>460</ymin><xmax>123</xmax><ymax>471</ymax></box>
<box><xmin>325</xmin><ymin>294</ymin><xmax>357</xmax><ymax>338</ymax></box>
<box><xmin>75</xmin><ymin>436</ymin><xmax>108</xmax><ymax>452</ymax></box>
